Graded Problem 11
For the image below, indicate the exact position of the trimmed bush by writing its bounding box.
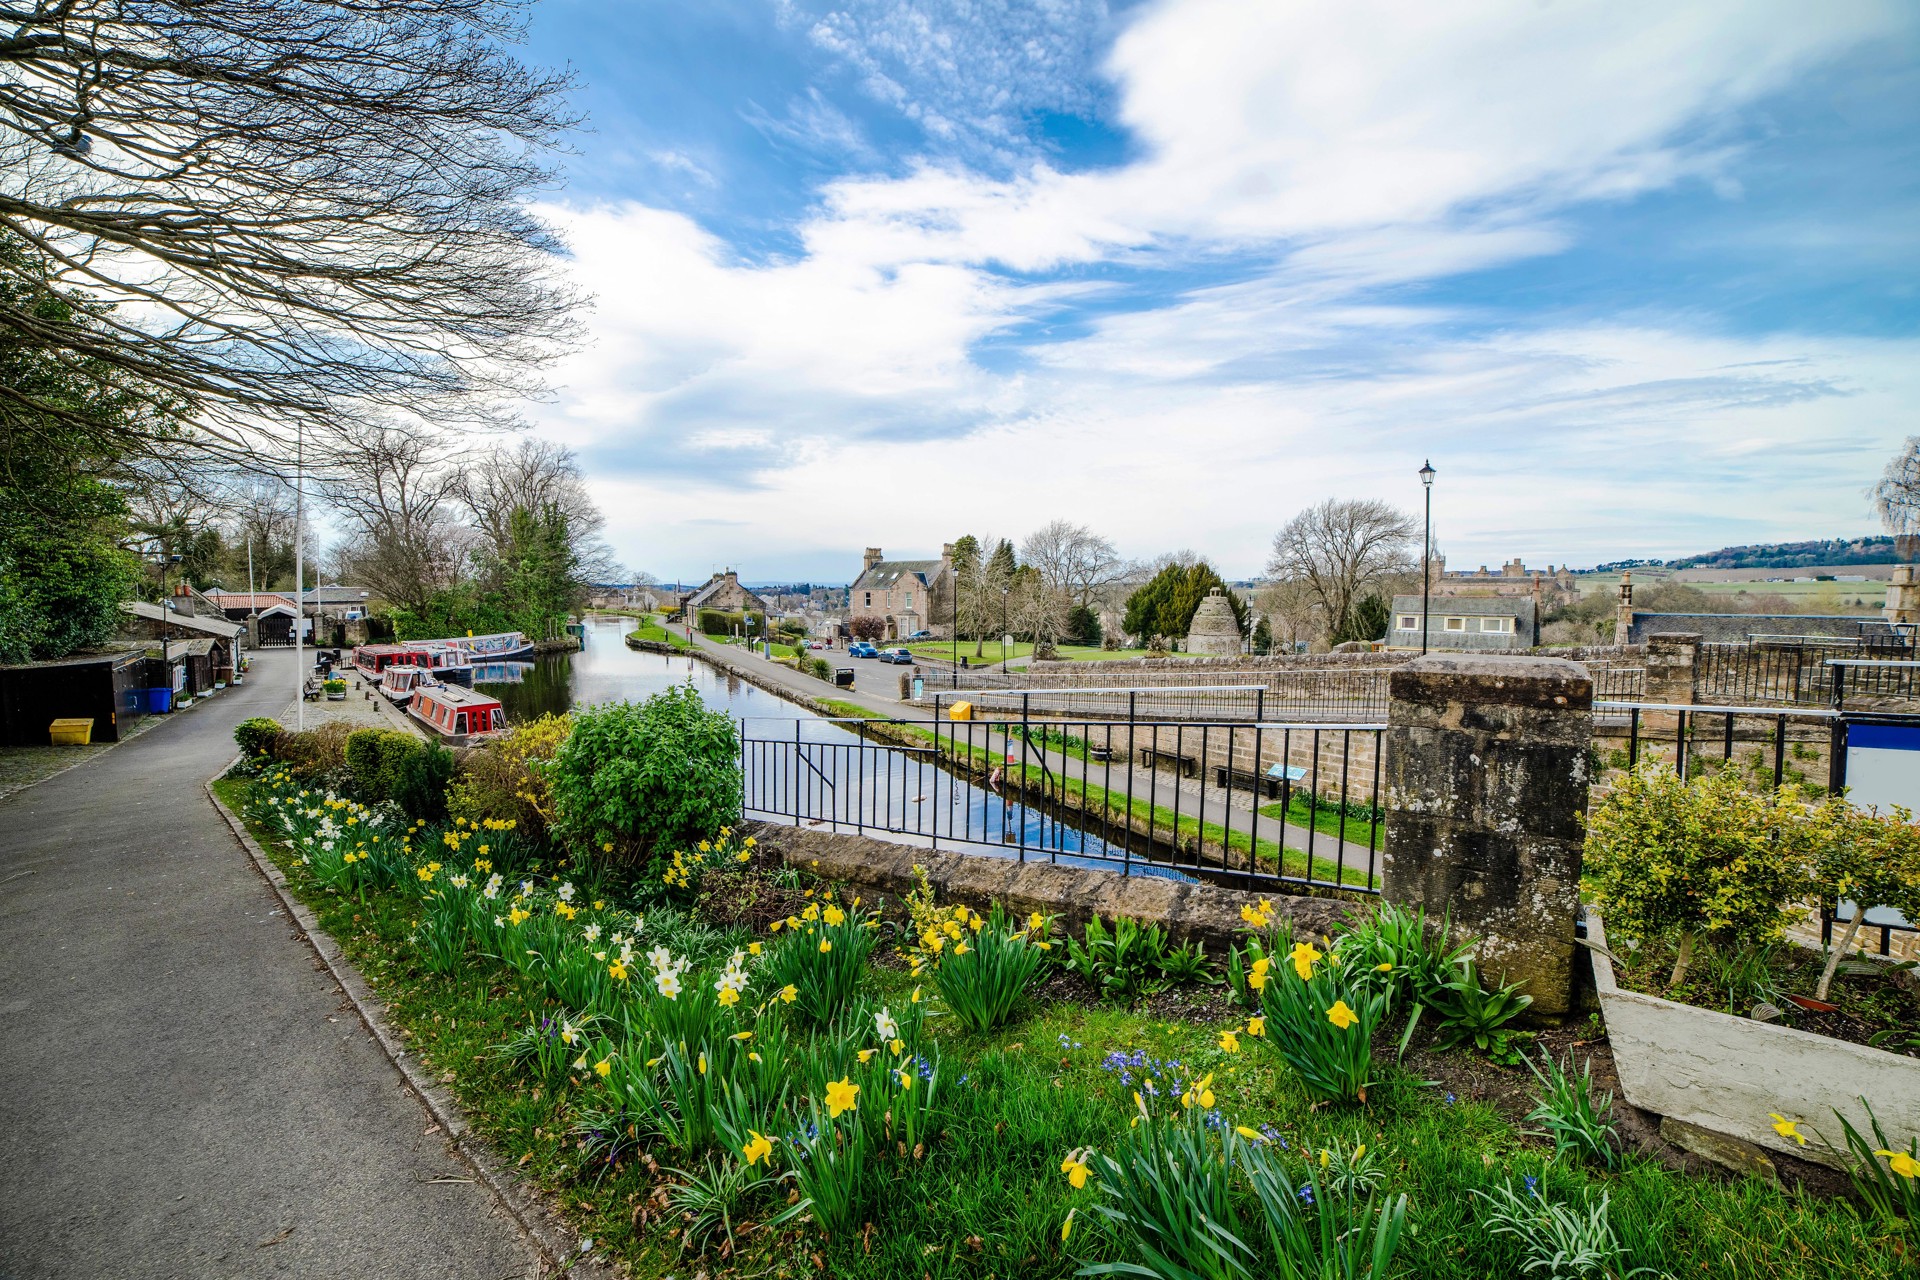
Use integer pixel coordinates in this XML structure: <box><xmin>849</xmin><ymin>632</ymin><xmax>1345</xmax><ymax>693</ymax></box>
<box><xmin>234</xmin><ymin>716</ymin><xmax>282</xmax><ymax>759</ymax></box>
<box><xmin>270</xmin><ymin>720</ymin><xmax>353</xmax><ymax>779</ymax></box>
<box><xmin>392</xmin><ymin>740</ymin><xmax>455</xmax><ymax>824</ymax></box>
<box><xmin>345</xmin><ymin>728</ymin><xmax>426</xmax><ymax>804</ymax></box>
<box><xmin>547</xmin><ymin>683</ymin><xmax>741</xmax><ymax>865</ymax></box>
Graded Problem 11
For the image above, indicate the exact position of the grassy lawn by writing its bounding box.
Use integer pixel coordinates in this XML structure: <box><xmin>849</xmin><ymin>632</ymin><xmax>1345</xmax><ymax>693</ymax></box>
<box><xmin>627</xmin><ymin>615</ymin><xmax>692</xmax><ymax>650</ymax></box>
<box><xmin>217</xmin><ymin>774</ymin><xmax>1908</xmax><ymax>1280</ymax></box>
<box><xmin>905</xmin><ymin>641</ymin><xmax>1162</xmax><ymax>667</ymax></box>
<box><xmin>1260</xmin><ymin>792</ymin><xmax>1382</xmax><ymax>850</ymax></box>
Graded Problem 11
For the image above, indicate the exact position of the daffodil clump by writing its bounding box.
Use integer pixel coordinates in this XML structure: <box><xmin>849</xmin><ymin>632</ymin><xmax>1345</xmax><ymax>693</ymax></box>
<box><xmin>760</xmin><ymin>886</ymin><xmax>880</xmax><ymax>1026</ymax></box>
<box><xmin>1058</xmin><ymin>1084</ymin><xmax>1407</xmax><ymax>1279</ymax></box>
<box><xmin>920</xmin><ymin>901</ymin><xmax>1055</xmax><ymax>1032</ymax></box>
<box><xmin>660</xmin><ymin>826</ymin><xmax>757</xmax><ymax>892</ymax></box>
<box><xmin>1250</xmin><ymin>922</ymin><xmax>1394</xmax><ymax>1105</ymax></box>
<box><xmin>248</xmin><ymin>763</ymin><xmax>412</xmax><ymax>895</ymax></box>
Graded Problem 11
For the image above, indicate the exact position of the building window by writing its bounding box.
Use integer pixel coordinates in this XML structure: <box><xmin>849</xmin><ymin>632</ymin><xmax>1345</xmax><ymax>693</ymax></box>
<box><xmin>864</xmin><ymin>592</ymin><xmax>871</xmax><ymax>607</ymax></box>
<box><xmin>1445</xmin><ymin>617</ymin><xmax>1466</xmax><ymax>631</ymax></box>
<box><xmin>1479</xmin><ymin>617</ymin><xmax>1509</xmax><ymax>633</ymax></box>
<box><xmin>1397</xmin><ymin>615</ymin><xmax>1418</xmax><ymax>631</ymax></box>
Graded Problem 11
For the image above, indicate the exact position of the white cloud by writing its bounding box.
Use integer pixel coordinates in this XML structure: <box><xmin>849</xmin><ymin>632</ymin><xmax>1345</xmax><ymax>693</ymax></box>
<box><xmin>534</xmin><ymin>0</ymin><xmax>1917</xmax><ymax>578</ymax></box>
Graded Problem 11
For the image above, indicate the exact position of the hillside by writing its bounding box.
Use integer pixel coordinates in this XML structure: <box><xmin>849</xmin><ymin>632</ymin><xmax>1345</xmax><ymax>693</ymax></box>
<box><xmin>1663</xmin><ymin>537</ymin><xmax>1900</xmax><ymax>571</ymax></box>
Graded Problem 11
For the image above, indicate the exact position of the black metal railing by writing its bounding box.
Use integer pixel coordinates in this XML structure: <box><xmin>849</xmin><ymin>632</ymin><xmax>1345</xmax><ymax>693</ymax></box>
<box><xmin>923</xmin><ymin>670</ymin><xmax>1393</xmax><ymax>723</ymax></box>
<box><xmin>1694</xmin><ymin>635</ymin><xmax>1916</xmax><ymax>706</ymax></box>
<box><xmin>739</xmin><ymin>710</ymin><xmax>1387</xmax><ymax>896</ymax></box>
<box><xmin>1827</xmin><ymin>658</ymin><xmax>1920</xmax><ymax>710</ymax></box>
<box><xmin>1592</xmin><ymin>700</ymin><xmax>1842</xmax><ymax>790</ymax></box>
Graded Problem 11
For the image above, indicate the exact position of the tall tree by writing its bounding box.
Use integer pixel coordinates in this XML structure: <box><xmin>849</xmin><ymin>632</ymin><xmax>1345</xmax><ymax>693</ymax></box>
<box><xmin>1020</xmin><ymin>520</ymin><xmax>1123</xmax><ymax>607</ymax></box>
<box><xmin>457</xmin><ymin>439</ymin><xmax>614</xmax><ymax>581</ymax></box>
<box><xmin>1267</xmin><ymin>499</ymin><xmax>1416</xmax><ymax>642</ymax></box>
<box><xmin>1122</xmin><ymin>560</ymin><xmax>1245</xmax><ymax>643</ymax></box>
<box><xmin>0</xmin><ymin>1</ymin><xmax>581</xmax><ymax>475</ymax></box>
<box><xmin>324</xmin><ymin>422</ymin><xmax>465</xmax><ymax>613</ymax></box>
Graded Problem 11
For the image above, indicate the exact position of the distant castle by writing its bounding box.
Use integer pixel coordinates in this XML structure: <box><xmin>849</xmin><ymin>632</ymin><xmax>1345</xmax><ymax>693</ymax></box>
<box><xmin>1430</xmin><ymin>557</ymin><xmax>1579</xmax><ymax>607</ymax></box>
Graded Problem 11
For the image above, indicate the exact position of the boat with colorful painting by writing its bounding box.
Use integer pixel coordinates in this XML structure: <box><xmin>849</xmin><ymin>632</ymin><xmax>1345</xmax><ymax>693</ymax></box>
<box><xmin>406</xmin><ymin>684</ymin><xmax>506</xmax><ymax>746</ymax></box>
<box><xmin>399</xmin><ymin>630</ymin><xmax>536</xmax><ymax>663</ymax></box>
<box><xmin>401</xmin><ymin>640</ymin><xmax>474</xmax><ymax>686</ymax></box>
<box><xmin>352</xmin><ymin>643</ymin><xmax>425</xmax><ymax>680</ymax></box>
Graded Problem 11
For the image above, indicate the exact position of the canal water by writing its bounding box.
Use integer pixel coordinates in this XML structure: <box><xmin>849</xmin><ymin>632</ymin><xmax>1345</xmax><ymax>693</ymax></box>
<box><xmin>473</xmin><ymin>615</ymin><xmax>1176</xmax><ymax>875</ymax></box>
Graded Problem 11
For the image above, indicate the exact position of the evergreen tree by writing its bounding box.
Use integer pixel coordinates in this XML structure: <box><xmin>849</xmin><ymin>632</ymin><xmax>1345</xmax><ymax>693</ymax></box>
<box><xmin>1122</xmin><ymin>561</ymin><xmax>1246</xmax><ymax>643</ymax></box>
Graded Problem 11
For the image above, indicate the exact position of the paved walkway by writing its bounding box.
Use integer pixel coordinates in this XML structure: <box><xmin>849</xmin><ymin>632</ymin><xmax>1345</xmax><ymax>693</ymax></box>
<box><xmin>683</xmin><ymin>631</ymin><xmax>1381</xmax><ymax>881</ymax></box>
<box><xmin>0</xmin><ymin>649</ymin><xmax>540</xmax><ymax>1280</ymax></box>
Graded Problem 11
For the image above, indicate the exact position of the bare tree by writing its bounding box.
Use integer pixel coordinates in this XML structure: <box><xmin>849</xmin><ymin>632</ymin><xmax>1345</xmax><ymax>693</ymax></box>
<box><xmin>324</xmin><ymin>423</ymin><xmax>466</xmax><ymax>611</ymax></box>
<box><xmin>1254</xmin><ymin>579</ymin><xmax>1323</xmax><ymax>653</ymax></box>
<box><xmin>1267</xmin><ymin>499</ymin><xmax>1416</xmax><ymax>642</ymax></box>
<box><xmin>1020</xmin><ymin>520</ymin><xmax>1123</xmax><ymax>607</ymax></box>
<box><xmin>0</xmin><ymin>1</ymin><xmax>582</xmax><ymax>474</ymax></box>
<box><xmin>1873</xmin><ymin>438</ymin><xmax>1920</xmax><ymax>557</ymax></box>
<box><xmin>457</xmin><ymin>438</ymin><xmax>616</xmax><ymax>581</ymax></box>
<box><xmin>1009</xmin><ymin>567</ymin><xmax>1071</xmax><ymax>645</ymax></box>
<box><xmin>220</xmin><ymin>475</ymin><xmax>302</xmax><ymax>590</ymax></box>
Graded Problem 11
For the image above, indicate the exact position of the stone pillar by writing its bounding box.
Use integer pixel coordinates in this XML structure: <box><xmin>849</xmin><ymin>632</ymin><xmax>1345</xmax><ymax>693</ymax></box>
<box><xmin>1885</xmin><ymin>565</ymin><xmax>1920</xmax><ymax>628</ymax></box>
<box><xmin>1382</xmin><ymin>655</ymin><xmax>1592</xmax><ymax>1020</ymax></box>
<box><xmin>1613</xmin><ymin>571</ymin><xmax>1634</xmax><ymax>645</ymax></box>
<box><xmin>1643</xmin><ymin>633</ymin><xmax>1700</xmax><ymax>704</ymax></box>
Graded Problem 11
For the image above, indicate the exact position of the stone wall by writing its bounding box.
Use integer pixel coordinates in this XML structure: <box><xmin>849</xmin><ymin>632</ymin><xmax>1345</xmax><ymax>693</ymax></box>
<box><xmin>746</xmin><ymin>821</ymin><xmax>1353</xmax><ymax>954</ymax></box>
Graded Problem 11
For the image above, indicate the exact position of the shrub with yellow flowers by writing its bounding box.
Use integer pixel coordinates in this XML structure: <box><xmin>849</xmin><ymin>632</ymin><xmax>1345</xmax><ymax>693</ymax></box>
<box><xmin>446</xmin><ymin>712</ymin><xmax>571</xmax><ymax>846</ymax></box>
<box><xmin>924</xmin><ymin>901</ymin><xmax>1053</xmax><ymax>1032</ymax></box>
<box><xmin>760</xmin><ymin>887</ymin><xmax>879</xmax><ymax>1026</ymax></box>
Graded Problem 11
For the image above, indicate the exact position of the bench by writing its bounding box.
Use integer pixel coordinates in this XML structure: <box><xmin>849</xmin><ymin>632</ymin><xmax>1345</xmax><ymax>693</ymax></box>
<box><xmin>1137</xmin><ymin>747</ymin><xmax>1198</xmax><ymax>778</ymax></box>
<box><xmin>1214</xmin><ymin>764</ymin><xmax>1282</xmax><ymax>799</ymax></box>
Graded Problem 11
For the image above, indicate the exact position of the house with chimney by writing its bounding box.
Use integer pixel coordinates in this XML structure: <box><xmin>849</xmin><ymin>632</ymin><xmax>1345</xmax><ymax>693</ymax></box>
<box><xmin>680</xmin><ymin>570</ymin><xmax>769</xmax><ymax>617</ymax></box>
<box><xmin>849</xmin><ymin>547</ymin><xmax>954</xmax><ymax>640</ymax></box>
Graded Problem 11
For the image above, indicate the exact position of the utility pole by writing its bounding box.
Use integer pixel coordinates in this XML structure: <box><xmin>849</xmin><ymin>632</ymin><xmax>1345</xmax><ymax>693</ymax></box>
<box><xmin>295</xmin><ymin>425</ymin><xmax>304</xmax><ymax>729</ymax></box>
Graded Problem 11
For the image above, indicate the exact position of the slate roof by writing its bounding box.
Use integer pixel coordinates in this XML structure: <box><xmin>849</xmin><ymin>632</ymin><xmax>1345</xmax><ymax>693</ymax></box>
<box><xmin>852</xmin><ymin>559</ymin><xmax>944</xmax><ymax>592</ymax></box>
<box><xmin>120</xmin><ymin>600</ymin><xmax>245</xmax><ymax>639</ymax></box>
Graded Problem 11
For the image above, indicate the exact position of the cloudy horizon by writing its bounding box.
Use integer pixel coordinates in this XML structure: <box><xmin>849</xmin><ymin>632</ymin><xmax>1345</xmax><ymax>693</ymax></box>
<box><xmin>514</xmin><ymin>0</ymin><xmax>1920</xmax><ymax>584</ymax></box>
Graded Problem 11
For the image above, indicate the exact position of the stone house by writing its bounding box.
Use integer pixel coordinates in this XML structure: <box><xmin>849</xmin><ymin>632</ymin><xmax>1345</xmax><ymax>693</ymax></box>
<box><xmin>682</xmin><ymin>570</ymin><xmax>769</xmax><ymax>617</ymax></box>
<box><xmin>1386</xmin><ymin>594</ymin><xmax>1538</xmax><ymax>650</ymax></box>
<box><xmin>849</xmin><ymin>547</ymin><xmax>953</xmax><ymax>640</ymax></box>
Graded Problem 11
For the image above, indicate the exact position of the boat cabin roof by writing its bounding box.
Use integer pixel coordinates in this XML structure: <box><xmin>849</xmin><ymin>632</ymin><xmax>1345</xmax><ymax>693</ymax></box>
<box><xmin>356</xmin><ymin>644</ymin><xmax>410</xmax><ymax>658</ymax></box>
<box><xmin>416</xmin><ymin>684</ymin><xmax>502</xmax><ymax>710</ymax></box>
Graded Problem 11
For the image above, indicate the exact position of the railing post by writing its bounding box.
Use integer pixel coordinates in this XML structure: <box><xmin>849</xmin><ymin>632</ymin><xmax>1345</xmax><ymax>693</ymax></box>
<box><xmin>1383</xmin><ymin>655</ymin><xmax>1593</xmax><ymax>1021</ymax></box>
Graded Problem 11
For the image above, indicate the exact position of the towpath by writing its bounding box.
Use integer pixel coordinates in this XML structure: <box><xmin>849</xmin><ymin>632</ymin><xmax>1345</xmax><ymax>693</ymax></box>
<box><xmin>0</xmin><ymin>649</ymin><xmax>542</xmax><ymax>1279</ymax></box>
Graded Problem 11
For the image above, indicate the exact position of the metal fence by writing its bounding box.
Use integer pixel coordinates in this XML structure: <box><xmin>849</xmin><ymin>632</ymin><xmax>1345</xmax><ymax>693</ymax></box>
<box><xmin>1694</xmin><ymin>635</ymin><xmax>1916</xmax><ymax>706</ymax></box>
<box><xmin>740</xmin><ymin>710</ymin><xmax>1387</xmax><ymax>896</ymax></box>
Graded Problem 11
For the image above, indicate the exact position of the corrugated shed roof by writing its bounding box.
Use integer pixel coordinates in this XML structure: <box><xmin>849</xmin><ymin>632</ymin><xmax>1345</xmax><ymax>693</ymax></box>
<box><xmin>120</xmin><ymin>600</ymin><xmax>244</xmax><ymax>638</ymax></box>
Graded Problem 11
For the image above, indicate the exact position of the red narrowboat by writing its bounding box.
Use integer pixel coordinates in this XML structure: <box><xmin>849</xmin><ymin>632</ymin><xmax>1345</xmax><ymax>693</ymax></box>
<box><xmin>406</xmin><ymin>684</ymin><xmax>506</xmax><ymax>746</ymax></box>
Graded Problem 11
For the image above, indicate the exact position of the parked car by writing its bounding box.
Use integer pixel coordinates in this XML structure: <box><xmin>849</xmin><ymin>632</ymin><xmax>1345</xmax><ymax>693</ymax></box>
<box><xmin>849</xmin><ymin>641</ymin><xmax>878</xmax><ymax>658</ymax></box>
<box><xmin>807</xmin><ymin>640</ymin><xmax>827</xmax><ymax>650</ymax></box>
<box><xmin>906</xmin><ymin>629</ymin><xmax>933</xmax><ymax>640</ymax></box>
<box><xmin>881</xmin><ymin>648</ymin><xmax>914</xmax><ymax>664</ymax></box>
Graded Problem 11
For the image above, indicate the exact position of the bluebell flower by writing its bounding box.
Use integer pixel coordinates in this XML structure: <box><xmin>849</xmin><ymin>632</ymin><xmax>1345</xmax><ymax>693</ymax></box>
<box><xmin>1443</xmin><ymin>1092</ymin><xmax>1456</xmax><ymax>1106</ymax></box>
<box><xmin>1297</xmin><ymin>1186</ymin><xmax>1316</xmax><ymax>1206</ymax></box>
<box><xmin>1524</xmin><ymin>1175</ymin><xmax>1539</xmax><ymax>1198</ymax></box>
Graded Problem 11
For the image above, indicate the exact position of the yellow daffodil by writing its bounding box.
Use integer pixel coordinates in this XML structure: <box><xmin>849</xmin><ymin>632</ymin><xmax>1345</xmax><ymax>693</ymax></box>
<box><xmin>890</xmin><ymin>1037</ymin><xmax>905</xmax><ymax>1057</ymax></box>
<box><xmin>1245</xmin><ymin>1016</ymin><xmax>1265</xmax><ymax>1038</ymax></box>
<box><xmin>717</xmin><ymin>987</ymin><xmax>739</xmax><ymax>1007</ymax></box>
<box><xmin>1319</xmin><ymin>1148</ymin><xmax>1330</xmax><ymax>1168</ymax></box>
<box><xmin>897</xmin><ymin>1069</ymin><xmax>913</xmax><ymax>1089</ymax></box>
<box><xmin>1181</xmin><ymin>1073</ymin><xmax>1216</xmax><ymax>1110</ymax></box>
<box><xmin>819</xmin><ymin>939</ymin><xmax>832</xmax><ymax>953</ymax></box>
<box><xmin>1288</xmin><ymin>940</ymin><xmax>1323</xmax><ymax>981</ymax></box>
<box><xmin>1218</xmin><ymin>1030</ymin><xmax>1240</xmax><ymax>1054</ymax></box>
<box><xmin>858</xmin><ymin>1049</ymin><xmax>877</xmax><ymax>1063</ymax></box>
<box><xmin>1060</xmin><ymin>1152</ymin><xmax>1091</xmax><ymax>1189</ymax></box>
<box><xmin>1874</xmin><ymin>1149</ymin><xmax>1919</xmax><ymax>1178</ymax></box>
<box><xmin>780</xmin><ymin>984</ymin><xmax>797</xmax><ymax>1003</ymax></box>
<box><xmin>1326</xmin><ymin>1000</ymin><xmax>1359</xmax><ymax>1030</ymax></box>
<box><xmin>1770</xmin><ymin>1114</ymin><xmax>1808</xmax><ymax>1146</ymax></box>
<box><xmin>608</xmin><ymin>961</ymin><xmax>628</xmax><ymax>981</ymax></box>
<box><xmin>1235</xmin><ymin>1126</ymin><xmax>1264</xmax><ymax>1141</ymax></box>
<box><xmin>825</xmin><ymin>1075</ymin><xmax>860</xmax><ymax>1119</ymax></box>
<box><xmin>593</xmin><ymin>1058</ymin><xmax>612</xmax><ymax>1078</ymax></box>
<box><xmin>742</xmin><ymin>1131</ymin><xmax>774</xmax><ymax>1167</ymax></box>
<box><xmin>823</xmin><ymin>904</ymin><xmax>846</xmax><ymax>927</ymax></box>
<box><xmin>697</xmin><ymin>1052</ymin><xmax>707</xmax><ymax>1076</ymax></box>
<box><xmin>1247</xmin><ymin>956</ymin><xmax>1270</xmax><ymax>991</ymax></box>
<box><xmin>768</xmin><ymin>919</ymin><xmax>783</xmax><ymax>933</ymax></box>
<box><xmin>602</xmin><ymin>842</ymin><xmax>613</xmax><ymax>853</ymax></box>
<box><xmin>911</xmin><ymin>986</ymin><xmax>923</xmax><ymax>1003</ymax></box>
<box><xmin>1374</xmin><ymin>962</ymin><xmax>1393</xmax><ymax>972</ymax></box>
<box><xmin>1061</xmin><ymin>1208</ymin><xmax>1076</xmax><ymax>1242</ymax></box>
<box><xmin>749</xmin><ymin>941</ymin><xmax>762</xmax><ymax>956</ymax></box>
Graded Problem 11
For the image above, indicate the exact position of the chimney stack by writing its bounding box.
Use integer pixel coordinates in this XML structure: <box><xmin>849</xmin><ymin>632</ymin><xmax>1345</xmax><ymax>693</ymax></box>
<box><xmin>864</xmin><ymin>547</ymin><xmax>884</xmax><ymax>571</ymax></box>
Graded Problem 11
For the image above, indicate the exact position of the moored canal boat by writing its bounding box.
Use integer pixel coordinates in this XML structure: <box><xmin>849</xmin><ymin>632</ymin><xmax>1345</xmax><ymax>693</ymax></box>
<box><xmin>406</xmin><ymin>684</ymin><xmax>506</xmax><ymax>746</ymax></box>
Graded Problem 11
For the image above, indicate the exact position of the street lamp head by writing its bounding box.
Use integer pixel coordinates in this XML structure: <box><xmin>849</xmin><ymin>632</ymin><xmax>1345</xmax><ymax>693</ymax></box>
<box><xmin>1419</xmin><ymin>460</ymin><xmax>1436</xmax><ymax>488</ymax></box>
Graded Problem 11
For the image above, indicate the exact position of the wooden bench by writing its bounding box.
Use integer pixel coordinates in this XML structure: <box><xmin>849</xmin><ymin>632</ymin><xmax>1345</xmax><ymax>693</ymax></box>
<box><xmin>1137</xmin><ymin>747</ymin><xmax>1198</xmax><ymax>778</ymax></box>
<box><xmin>1214</xmin><ymin>764</ymin><xmax>1282</xmax><ymax>799</ymax></box>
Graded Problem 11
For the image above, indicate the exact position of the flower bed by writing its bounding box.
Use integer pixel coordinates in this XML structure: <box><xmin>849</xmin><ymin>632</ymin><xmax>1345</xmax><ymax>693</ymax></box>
<box><xmin>216</xmin><ymin>703</ymin><xmax>1916</xmax><ymax>1277</ymax></box>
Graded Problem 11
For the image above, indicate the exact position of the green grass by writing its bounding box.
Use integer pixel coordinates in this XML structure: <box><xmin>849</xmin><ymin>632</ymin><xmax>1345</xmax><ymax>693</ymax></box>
<box><xmin>904</xmin><ymin>641</ymin><xmax>1161</xmax><ymax>667</ymax></box>
<box><xmin>627</xmin><ymin>615</ymin><xmax>692</xmax><ymax>650</ymax></box>
<box><xmin>217</xmin><ymin>774</ymin><xmax>1910</xmax><ymax>1280</ymax></box>
<box><xmin>1259</xmin><ymin>792</ymin><xmax>1382</xmax><ymax>850</ymax></box>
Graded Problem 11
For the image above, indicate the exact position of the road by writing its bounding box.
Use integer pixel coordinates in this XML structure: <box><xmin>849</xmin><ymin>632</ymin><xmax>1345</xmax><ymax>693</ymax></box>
<box><xmin>0</xmin><ymin>649</ymin><xmax>541</xmax><ymax>1280</ymax></box>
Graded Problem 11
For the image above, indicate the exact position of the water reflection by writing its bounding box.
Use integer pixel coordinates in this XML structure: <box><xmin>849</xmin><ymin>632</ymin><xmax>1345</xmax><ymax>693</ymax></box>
<box><xmin>475</xmin><ymin>615</ymin><xmax>1176</xmax><ymax>877</ymax></box>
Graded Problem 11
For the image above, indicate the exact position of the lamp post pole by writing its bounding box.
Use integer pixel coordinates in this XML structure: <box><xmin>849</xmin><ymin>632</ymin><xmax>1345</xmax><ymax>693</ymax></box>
<box><xmin>1001</xmin><ymin>588</ymin><xmax>1009</xmax><ymax>674</ymax></box>
<box><xmin>1420</xmin><ymin>460</ymin><xmax>1436</xmax><ymax>656</ymax></box>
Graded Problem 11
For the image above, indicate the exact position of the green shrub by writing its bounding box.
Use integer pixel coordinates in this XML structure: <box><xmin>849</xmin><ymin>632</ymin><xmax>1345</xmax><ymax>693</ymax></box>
<box><xmin>447</xmin><ymin>713</ymin><xmax>570</xmax><ymax>844</ymax></box>
<box><xmin>1255</xmin><ymin>934</ymin><xmax>1389</xmax><ymax>1104</ymax></box>
<box><xmin>1586</xmin><ymin>764</ymin><xmax>1816</xmax><ymax>988</ymax></box>
<box><xmin>233</xmin><ymin>716</ymin><xmax>282</xmax><ymax>760</ymax></box>
<box><xmin>1066</xmin><ymin>914</ymin><xmax>1169</xmax><ymax>1003</ymax></box>
<box><xmin>344</xmin><ymin>728</ymin><xmax>425</xmax><ymax>804</ymax></box>
<box><xmin>269</xmin><ymin>720</ymin><xmax>354</xmax><ymax>779</ymax></box>
<box><xmin>392</xmin><ymin>740</ymin><xmax>455</xmax><ymax>824</ymax></box>
<box><xmin>547</xmin><ymin>683</ymin><xmax>742</xmax><ymax>864</ymax></box>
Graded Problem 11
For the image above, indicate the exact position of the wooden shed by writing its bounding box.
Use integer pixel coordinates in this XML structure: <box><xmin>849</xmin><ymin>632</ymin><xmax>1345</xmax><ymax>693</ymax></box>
<box><xmin>0</xmin><ymin>649</ymin><xmax>148</xmax><ymax>746</ymax></box>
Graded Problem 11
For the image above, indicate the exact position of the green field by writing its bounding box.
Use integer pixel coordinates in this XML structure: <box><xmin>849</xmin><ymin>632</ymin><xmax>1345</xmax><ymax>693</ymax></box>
<box><xmin>905</xmin><ymin>640</ymin><xmax>1160</xmax><ymax>666</ymax></box>
<box><xmin>1577</xmin><ymin>571</ymin><xmax>1885</xmax><ymax>612</ymax></box>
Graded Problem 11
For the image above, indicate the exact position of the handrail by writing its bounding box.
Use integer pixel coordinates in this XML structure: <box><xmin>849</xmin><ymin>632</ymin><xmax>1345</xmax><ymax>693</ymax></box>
<box><xmin>1593</xmin><ymin>700</ymin><xmax>1839</xmax><ymax>719</ymax></box>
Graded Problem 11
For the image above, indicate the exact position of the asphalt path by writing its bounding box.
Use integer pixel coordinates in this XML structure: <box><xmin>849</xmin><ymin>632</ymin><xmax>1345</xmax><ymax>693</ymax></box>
<box><xmin>0</xmin><ymin>649</ymin><xmax>541</xmax><ymax>1280</ymax></box>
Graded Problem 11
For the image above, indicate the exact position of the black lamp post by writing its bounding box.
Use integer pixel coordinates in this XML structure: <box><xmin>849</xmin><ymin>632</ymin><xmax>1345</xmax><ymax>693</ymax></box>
<box><xmin>1419</xmin><ymin>460</ymin><xmax>1436</xmax><ymax>655</ymax></box>
<box><xmin>1001</xmin><ymin>587</ymin><xmax>1010</xmax><ymax>674</ymax></box>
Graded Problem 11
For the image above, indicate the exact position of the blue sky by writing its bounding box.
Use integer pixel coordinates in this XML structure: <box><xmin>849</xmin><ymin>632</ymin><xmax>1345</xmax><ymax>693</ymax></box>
<box><xmin>514</xmin><ymin>0</ymin><xmax>1920</xmax><ymax>583</ymax></box>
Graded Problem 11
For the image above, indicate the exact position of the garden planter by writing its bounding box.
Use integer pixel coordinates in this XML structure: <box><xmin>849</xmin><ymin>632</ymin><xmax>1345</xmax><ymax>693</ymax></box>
<box><xmin>326</xmin><ymin>691</ymin><xmax>347</xmax><ymax>701</ymax></box>
<box><xmin>1589</xmin><ymin>910</ymin><xmax>1920</xmax><ymax>1168</ymax></box>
